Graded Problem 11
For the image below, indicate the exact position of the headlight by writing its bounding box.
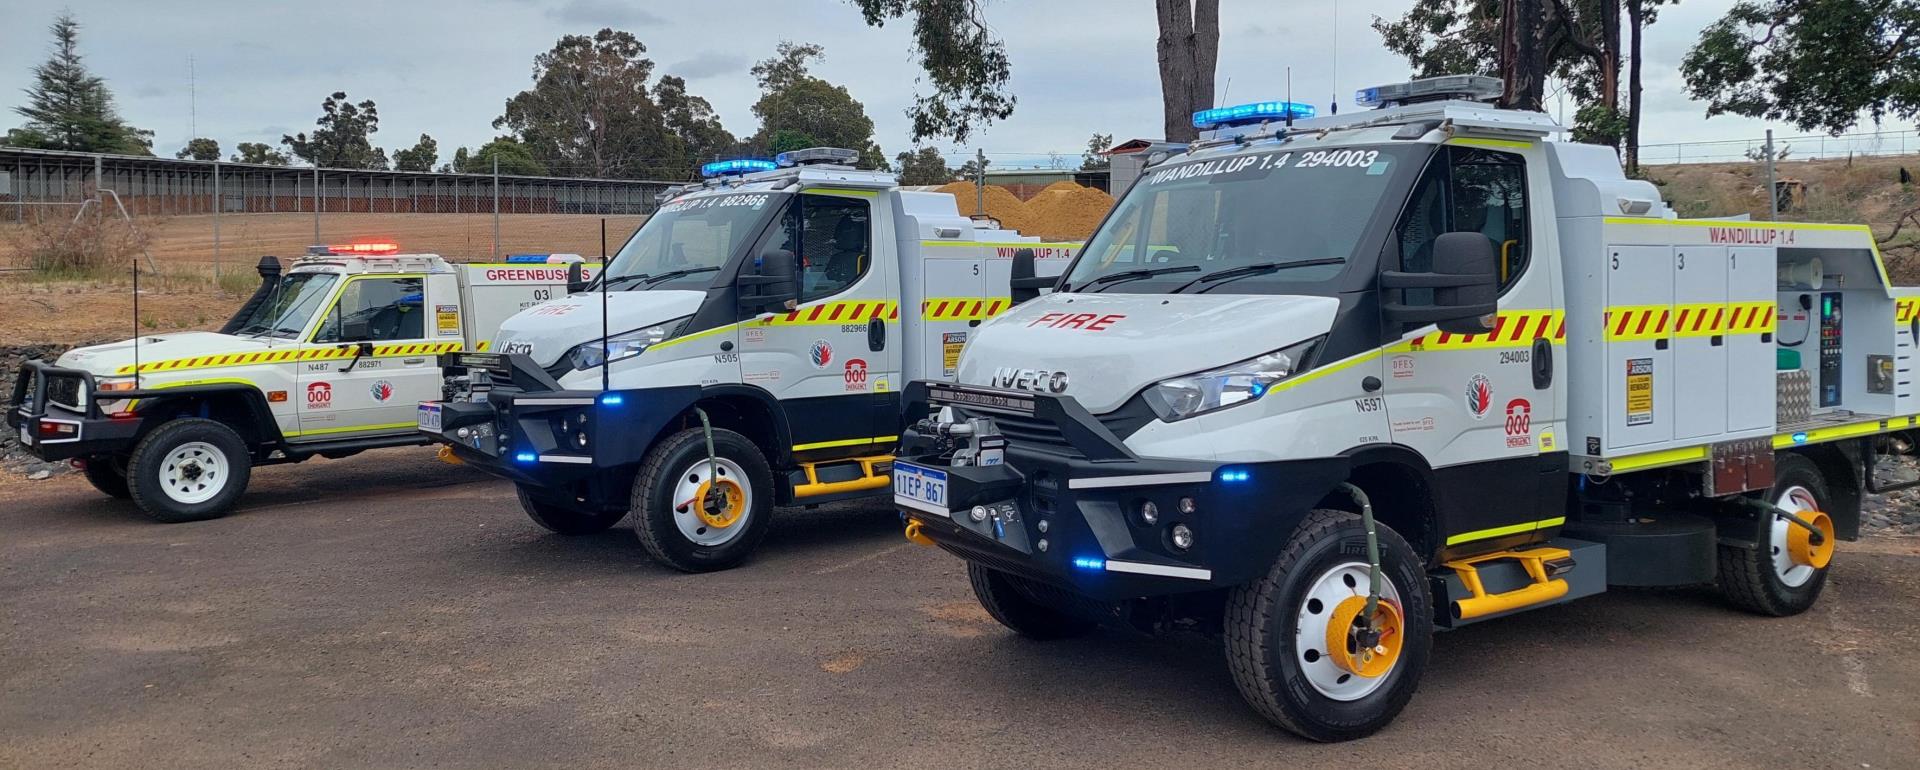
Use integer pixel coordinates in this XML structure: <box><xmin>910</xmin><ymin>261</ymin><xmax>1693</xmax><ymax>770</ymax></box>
<box><xmin>565</xmin><ymin>317</ymin><xmax>689</xmax><ymax>371</ymax></box>
<box><xmin>1146</xmin><ymin>338</ymin><xmax>1320</xmax><ymax>421</ymax></box>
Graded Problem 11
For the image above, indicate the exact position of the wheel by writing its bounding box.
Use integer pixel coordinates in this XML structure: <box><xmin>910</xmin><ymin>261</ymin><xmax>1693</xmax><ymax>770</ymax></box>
<box><xmin>126</xmin><ymin>418</ymin><xmax>252</xmax><ymax>523</ymax></box>
<box><xmin>1717</xmin><ymin>453</ymin><xmax>1835</xmax><ymax>616</ymax></box>
<box><xmin>1224</xmin><ymin>509</ymin><xmax>1433</xmax><ymax>742</ymax></box>
<box><xmin>631</xmin><ymin>427</ymin><xmax>774</xmax><ymax>572</ymax></box>
<box><xmin>967</xmin><ymin>563</ymin><xmax>1097</xmax><ymax>640</ymax></box>
<box><xmin>81</xmin><ymin>456</ymin><xmax>131</xmax><ymax>499</ymax></box>
<box><xmin>515</xmin><ymin>484</ymin><xmax>625</xmax><ymax>535</ymax></box>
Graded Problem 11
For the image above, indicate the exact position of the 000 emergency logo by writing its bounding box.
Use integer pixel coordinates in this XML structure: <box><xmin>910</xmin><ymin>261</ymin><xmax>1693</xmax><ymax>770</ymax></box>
<box><xmin>306</xmin><ymin>382</ymin><xmax>332</xmax><ymax>410</ymax></box>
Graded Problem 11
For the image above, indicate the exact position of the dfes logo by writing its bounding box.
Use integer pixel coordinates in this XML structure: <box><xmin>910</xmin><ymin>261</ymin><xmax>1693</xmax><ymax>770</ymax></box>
<box><xmin>809</xmin><ymin>339</ymin><xmax>834</xmax><ymax>368</ymax></box>
<box><xmin>306</xmin><ymin>381</ymin><xmax>332</xmax><ymax>410</ymax></box>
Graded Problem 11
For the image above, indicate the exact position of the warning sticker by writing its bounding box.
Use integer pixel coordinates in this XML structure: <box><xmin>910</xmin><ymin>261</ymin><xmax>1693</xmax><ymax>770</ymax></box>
<box><xmin>1626</xmin><ymin>357</ymin><xmax>1654</xmax><ymax>426</ymax></box>
<box><xmin>942</xmin><ymin>332</ymin><xmax>967</xmax><ymax>377</ymax></box>
<box><xmin>436</xmin><ymin>304</ymin><xmax>460</xmax><ymax>336</ymax></box>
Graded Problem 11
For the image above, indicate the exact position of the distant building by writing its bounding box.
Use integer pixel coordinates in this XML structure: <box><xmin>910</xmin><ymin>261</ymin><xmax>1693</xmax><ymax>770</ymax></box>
<box><xmin>1104</xmin><ymin>139</ymin><xmax>1189</xmax><ymax>196</ymax></box>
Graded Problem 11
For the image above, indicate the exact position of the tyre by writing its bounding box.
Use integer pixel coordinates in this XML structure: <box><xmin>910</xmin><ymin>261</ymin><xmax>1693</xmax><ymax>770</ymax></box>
<box><xmin>126</xmin><ymin>418</ymin><xmax>252</xmax><ymax>523</ymax></box>
<box><xmin>1225</xmin><ymin>509</ymin><xmax>1433</xmax><ymax>742</ymax></box>
<box><xmin>968</xmin><ymin>563</ymin><xmax>1096</xmax><ymax>640</ymax></box>
<box><xmin>631</xmin><ymin>427</ymin><xmax>774</xmax><ymax>572</ymax></box>
<box><xmin>81</xmin><ymin>456</ymin><xmax>131</xmax><ymax>499</ymax></box>
<box><xmin>516</xmin><ymin>484</ymin><xmax>625</xmax><ymax>535</ymax></box>
<box><xmin>1717</xmin><ymin>453</ymin><xmax>1835</xmax><ymax>617</ymax></box>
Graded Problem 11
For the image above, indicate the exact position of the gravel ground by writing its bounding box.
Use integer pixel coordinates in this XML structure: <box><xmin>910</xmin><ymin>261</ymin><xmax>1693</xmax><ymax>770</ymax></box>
<box><xmin>1</xmin><ymin>448</ymin><xmax>1917</xmax><ymax>769</ymax></box>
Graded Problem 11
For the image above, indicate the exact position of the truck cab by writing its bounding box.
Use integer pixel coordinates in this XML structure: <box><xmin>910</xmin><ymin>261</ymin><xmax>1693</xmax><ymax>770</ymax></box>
<box><xmin>893</xmin><ymin>76</ymin><xmax>1907</xmax><ymax>741</ymax></box>
<box><xmin>8</xmin><ymin>245</ymin><xmax>588</xmax><ymax>522</ymax></box>
<box><xmin>426</xmin><ymin>148</ymin><xmax>1073</xmax><ymax>572</ymax></box>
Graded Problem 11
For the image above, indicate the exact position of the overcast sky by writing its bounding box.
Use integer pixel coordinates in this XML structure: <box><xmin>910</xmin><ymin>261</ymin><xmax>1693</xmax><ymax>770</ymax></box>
<box><xmin>0</xmin><ymin>0</ymin><xmax>1893</xmax><ymax>173</ymax></box>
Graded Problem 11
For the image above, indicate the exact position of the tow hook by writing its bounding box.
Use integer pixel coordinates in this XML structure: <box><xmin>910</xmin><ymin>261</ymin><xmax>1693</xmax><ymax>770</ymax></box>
<box><xmin>435</xmin><ymin>445</ymin><xmax>464</xmax><ymax>465</ymax></box>
<box><xmin>904</xmin><ymin>519</ymin><xmax>934</xmax><ymax>547</ymax></box>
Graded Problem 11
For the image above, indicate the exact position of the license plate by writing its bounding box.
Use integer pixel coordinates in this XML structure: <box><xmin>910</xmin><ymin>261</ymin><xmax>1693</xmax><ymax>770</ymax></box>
<box><xmin>893</xmin><ymin>461</ymin><xmax>949</xmax><ymax>515</ymax></box>
<box><xmin>18</xmin><ymin>423</ymin><xmax>32</xmax><ymax>447</ymax></box>
<box><xmin>416</xmin><ymin>402</ymin><xmax>443</xmax><ymax>433</ymax></box>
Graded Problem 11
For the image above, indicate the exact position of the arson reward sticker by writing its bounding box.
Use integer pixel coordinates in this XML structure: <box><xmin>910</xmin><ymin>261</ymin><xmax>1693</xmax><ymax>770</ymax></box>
<box><xmin>942</xmin><ymin>332</ymin><xmax>967</xmax><ymax>377</ymax></box>
<box><xmin>436</xmin><ymin>304</ymin><xmax>460</xmax><ymax>336</ymax></box>
<box><xmin>1626</xmin><ymin>357</ymin><xmax>1654</xmax><ymax>426</ymax></box>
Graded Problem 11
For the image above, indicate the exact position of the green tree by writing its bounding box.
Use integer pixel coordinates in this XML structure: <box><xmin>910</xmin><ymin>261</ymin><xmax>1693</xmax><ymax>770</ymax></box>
<box><xmin>392</xmin><ymin>133</ymin><xmax>439</xmax><ymax>172</ymax></box>
<box><xmin>895</xmin><ymin>147</ymin><xmax>953</xmax><ymax>184</ymax></box>
<box><xmin>1683</xmin><ymin>0</ymin><xmax>1920</xmax><ymax>135</ymax></box>
<box><xmin>749</xmin><ymin>42</ymin><xmax>886</xmax><ymax>168</ymax></box>
<box><xmin>282</xmin><ymin>92</ymin><xmax>388</xmax><ymax>169</ymax></box>
<box><xmin>653</xmin><ymin>75</ymin><xmax>738</xmax><ymax>179</ymax></box>
<box><xmin>232</xmin><ymin>141</ymin><xmax>290</xmax><ymax>165</ymax></box>
<box><xmin>850</xmin><ymin>0</ymin><xmax>1014</xmax><ymax>143</ymax></box>
<box><xmin>176</xmin><ymin>137</ymin><xmax>221</xmax><ymax>161</ymax></box>
<box><xmin>1081</xmin><ymin>133</ymin><xmax>1113</xmax><ymax>171</ymax></box>
<box><xmin>454</xmin><ymin>138</ymin><xmax>547</xmax><ymax>176</ymax></box>
<box><xmin>496</xmin><ymin>29</ymin><xmax>673</xmax><ymax>178</ymax></box>
<box><xmin>11</xmin><ymin>13</ymin><xmax>153</xmax><ymax>154</ymax></box>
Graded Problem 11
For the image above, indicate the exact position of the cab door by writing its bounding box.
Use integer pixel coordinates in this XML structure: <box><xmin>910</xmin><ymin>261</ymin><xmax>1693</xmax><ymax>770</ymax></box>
<box><xmin>1381</xmin><ymin>144</ymin><xmax>1566</xmax><ymax>555</ymax></box>
<box><xmin>296</xmin><ymin>274</ymin><xmax>438</xmax><ymax>438</ymax></box>
<box><xmin>737</xmin><ymin>191</ymin><xmax>898</xmax><ymax>452</ymax></box>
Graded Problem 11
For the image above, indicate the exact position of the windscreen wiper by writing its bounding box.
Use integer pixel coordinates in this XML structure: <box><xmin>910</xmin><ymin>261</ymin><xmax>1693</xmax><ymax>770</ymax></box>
<box><xmin>640</xmin><ymin>266</ymin><xmax>720</xmax><ymax>286</ymax></box>
<box><xmin>1170</xmin><ymin>258</ymin><xmax>1347</xmax><ymax>294</ymax></box>
<box><xmin>1075</xmin><ymin>265</ymin><xmax>1200</xmax><ymax>292</ymax></box>
<box><xmin>596</xmin><ymin>273</ymin><xmax>652</xmax><ymax>291</ymax></box>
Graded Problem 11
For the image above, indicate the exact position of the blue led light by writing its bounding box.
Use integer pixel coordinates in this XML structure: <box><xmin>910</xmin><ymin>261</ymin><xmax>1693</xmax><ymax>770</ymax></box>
<box><xmin>1248</xmin><ymin>382</ymin><xmax>1267</xmax><ymax>398</ymax></box>
<box><xmin>504</xmin><ymin>254</ymin><xmax>551</xmax><ymax>263</ymax></box>
<box><xmin>1792</xmin><ymin>431</ymin><xmax>1809</xmax><ymax>444</ymax></box>
<box><xmin>1218</xmin><ymin>468</ymin><xmax>1251</xmax><ymax>483</ymax></box>
<box><xmin>600</xmin><ymin>393</ymin><xmax>624</xmax><ymax>407</ymax></box>
<box><xmin>1073</xmin><ymin>557</ymin><xmax>1106</xmax><ymax>570</ymax></box>
<box><xmin>1192</xmin><ymin>101</ymin><xmax>1317</xmax><ymax>130</ymax></box>
<box><xmin>514</xmin><ymin>452</ymin><xmax>538</xmax><ymax>463</ymax></box>
<box><xmin>700</xmin><ymin>158</ymin><xmax>777</xmax><ymax>178</ymax></box>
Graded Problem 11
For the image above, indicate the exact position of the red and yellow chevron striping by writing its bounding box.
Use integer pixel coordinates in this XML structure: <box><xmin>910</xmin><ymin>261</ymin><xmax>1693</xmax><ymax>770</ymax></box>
<box><xmin>112</xmin><ymin>340</ymin><xmax>467</xmax><ymax>375</ymax></box>
<box><xmin>763</xmin><ymin>300</ymin><xmax>900</xmax><ymax>325</ymax></box>
<box><xmin>921</xmin><ymin>297</ymin><xmax>1012</xmax><ymax>321</ymax></box>
<box><xmin>1399</xmin><ymin>309</ymin><xmax>1565</xmax><ymax>351</ymax></box>
<box><xmin>1897</xmin><ymin>297</ymin><xmax>1920</xmax><ymax>324</ymax></box>
<box><xmin>1605</xmin><ymin>301</ymin><xmax>1773</xmax><ymax>341</ymax></box>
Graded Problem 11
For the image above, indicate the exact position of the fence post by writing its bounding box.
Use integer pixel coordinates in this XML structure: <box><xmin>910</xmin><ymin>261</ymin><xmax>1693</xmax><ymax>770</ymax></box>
<box><xmin>312</xmin><ymin>166</ymin><xmax>321</xmax><ymax>245</ymax></box>
<box><xmin>213</xmin><ymin>161</ymin><xmax>222</xmax><ymax>278</ymax></box>
<box><xmin>492</xmin><ymin>156</ymin><xmax>501</xmax><ymax>259</ymax></box>
<box><xmin>1765</xmin><ymin>130</ymin><xmax>1778</xmax><ymax>221</ymax></box>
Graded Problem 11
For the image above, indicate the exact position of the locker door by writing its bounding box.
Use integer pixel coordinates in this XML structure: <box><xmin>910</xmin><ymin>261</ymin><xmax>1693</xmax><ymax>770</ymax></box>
<box><xmin>1606</xmin><ymin>245</ymin><xmax>1673</xmax><ymax>449</ymax></box>
<box><xmin>922</xmin><ymin>253</ymin><xmax>986</xmax><ymax>382</ymax></box>
<box><xmin>1673</xmin><ymin>246</ymin><xmax>1728</xmax><ymax>440</ymax></box>
<box><xmin>1727</xmin><ymin>247</ymin><xmax>1777</xmax><ymax>432</ymax></box>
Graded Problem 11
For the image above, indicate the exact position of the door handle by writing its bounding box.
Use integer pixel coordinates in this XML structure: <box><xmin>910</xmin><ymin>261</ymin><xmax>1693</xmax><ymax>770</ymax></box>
<box><xmin>868</xmin><ymin>317</ymin><xmax>886</xmax><ymax>352</ymax></box>
<box><xmin>338</xmin><ymin>341</ymin><xmax>374</xmax><ymax>373</ymax></box>
<box><xmin>1531</xmin><ymin>337</ymin><xmax>1552</xmax><ymax>389</ymax></box>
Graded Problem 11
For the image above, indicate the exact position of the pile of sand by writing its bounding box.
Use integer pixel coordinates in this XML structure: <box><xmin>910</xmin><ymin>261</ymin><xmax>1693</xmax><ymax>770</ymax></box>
<box><xmin>933</xmin><ymin>182</ymin><xmax>1038</xmax><ymax>235</ymax></box>
<box><xmin>1024</xmin><ymin>181</ymin><xmax>1116</xmax><ymax>241</ymax></box>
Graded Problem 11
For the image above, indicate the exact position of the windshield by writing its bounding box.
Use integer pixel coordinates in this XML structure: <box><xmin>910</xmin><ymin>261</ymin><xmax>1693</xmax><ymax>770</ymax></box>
<box><xmin>601</xmin><ymin>191</ymin><xmax>786</xmax><ymax>289</ymax></box>
<box><xmin>1066</xmin><ymin>144</ymin><xmax>1423</xmax><ymax>294</ymax></box>
<box><xmin>232</xmin><ymin>272</ymin><xmax>339</xmax><ymax>339</ymax></box>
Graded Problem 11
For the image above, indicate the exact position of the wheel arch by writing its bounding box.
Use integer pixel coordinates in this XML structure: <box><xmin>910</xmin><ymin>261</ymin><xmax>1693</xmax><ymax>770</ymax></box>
<box><xmin>1320</xmin><ymin>444</ymin><xmax>1443</xmax><ymax>566</ymax></box>
<box><xmin>1783</xmin><ymin>444</ymin><xmax>1863</xmax><ymax>540</ymax></box>
<box><xmin>132</xmin><ymin>385</ymin><xmax>283</xmax><ymax>450</ymax></box>
<box><xmin>684</xmin><ymin>384</ymin><xmax>793</xmax><ymax>466</ymax></box>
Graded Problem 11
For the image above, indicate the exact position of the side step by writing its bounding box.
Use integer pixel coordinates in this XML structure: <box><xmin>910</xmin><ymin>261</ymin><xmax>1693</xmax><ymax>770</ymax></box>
<box><xmin>1432</xmin><ymin>538</ymin><xmax>1607</xmax><ymax>628</ymax></box>
<box><xmin>788</xmin><ymin>454</ymin><xmax>893</xmax><ymax>504</ymax></box>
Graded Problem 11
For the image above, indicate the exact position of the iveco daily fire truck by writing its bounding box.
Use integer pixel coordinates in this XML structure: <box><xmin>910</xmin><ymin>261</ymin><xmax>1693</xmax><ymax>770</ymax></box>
<box><xmin>423</xmin><ymin>148</ymin><xmax>1074</xmax><ymax>572</ymax></box>
<box><xmin>8</xmin><ymin>244</ymin><xmax>592</xmax><ymax>522</ymax></box>
<box><xmin>891</xmin><ymin>75</ymin><xmax>1920</xmax><ymax>741</ymax></box>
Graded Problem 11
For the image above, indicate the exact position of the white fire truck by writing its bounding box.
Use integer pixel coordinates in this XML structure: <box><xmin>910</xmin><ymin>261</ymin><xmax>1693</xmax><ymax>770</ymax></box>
<box><xmin>892</xmin><ymin>76</ymin><xmax>1919</xmax><ymax>741</ymax></box>
<box><xmin>423</xmin><ymin>148</ymin><xmax>1074</xmax><ymax>572</ymax></box>
<box><xmin>7</xmin><ymin>244</ymin><xmax>593</xmax><ymax>522</ymax></box>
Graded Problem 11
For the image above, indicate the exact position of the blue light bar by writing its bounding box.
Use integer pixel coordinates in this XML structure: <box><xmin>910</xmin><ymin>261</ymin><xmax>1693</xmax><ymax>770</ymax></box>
<box><xmin>1218</xmin><ymin>468</ymin><xmax>1252</xmax><ymax>483</ymax></box>
<box><xmin>515</xmin><ymin>452</ymin><xmax>538</xmax><ymax>464</ymax></box>
<box><xmin>600</xmin><ymin>393</ymin><xmax>624</xmax><ymax>407</ymax></box>
<box><xmin>1192</xmin><ymin>101</ymin><xmax>1317</xmax><ymax>130</ymax></box>
<box><xmin>504</xmin><ymin>254</ymin><xmax>551</xmax><ymax>263</ymax></box>
<box><xmin>701</xmin><ymin>158</ymin><xmax>776</xmax><ymax>178</ymax></box>
<box><xmin>1073</xmin><ymin>557</ymin><xmax>1106</xmax><ymax>570</ymax></box>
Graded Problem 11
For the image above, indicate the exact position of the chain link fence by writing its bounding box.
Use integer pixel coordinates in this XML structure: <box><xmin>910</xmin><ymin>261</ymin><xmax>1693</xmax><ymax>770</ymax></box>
<box><xmin>1639</xmin><ymin>129</ymin><xmax>1920</xmax><ymax>166</ymax></box>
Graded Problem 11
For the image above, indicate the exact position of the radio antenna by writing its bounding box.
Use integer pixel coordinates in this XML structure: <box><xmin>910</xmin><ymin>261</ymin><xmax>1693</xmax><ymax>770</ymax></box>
<box><xmin>600</xmin><ymin>217</ymin><xmax>611</xmax><ymax>394</ymax></box>
<box><xmin>1285</xmin><ymin>67</ymin><xmax>1295</xmax><ymax>128</ymax></box>
<box><xmin>131</xmin><ymin>257</ymin><xmax>142</xmax><ymax>388</ymax></box>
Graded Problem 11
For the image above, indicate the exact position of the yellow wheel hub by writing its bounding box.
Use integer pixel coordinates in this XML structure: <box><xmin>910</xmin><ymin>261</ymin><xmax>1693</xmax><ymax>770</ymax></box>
<box><xmin>693</xmin><ymin>479</ymin><xmax>746</xmax><ymax>530</ymax></box>
<box><xmin>1324</xmin><ymin>595</ymin><xmax>1404</xmax><ymax>679</ymax></box>
<box><xmin>1786</xmin><ymin>509</ymin><xmax>1835</xmax><ymax>570</ymax></box>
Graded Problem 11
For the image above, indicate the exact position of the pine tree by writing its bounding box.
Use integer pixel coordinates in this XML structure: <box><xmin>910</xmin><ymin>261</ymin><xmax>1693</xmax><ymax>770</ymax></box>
<box><xmin>10</xmin><ymin>13</ymin><xmax>153</xmax><ymax>155</ymax></box>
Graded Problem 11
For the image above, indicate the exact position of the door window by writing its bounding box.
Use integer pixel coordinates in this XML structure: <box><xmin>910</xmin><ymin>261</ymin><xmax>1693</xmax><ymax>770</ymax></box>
<box><xmin>314</xmin><ymin>277</ymin><xmax>426</xmax><ymax>343</ymax></box>
<box><xmin>755</xmin><ymin>196</ymin><xmax>873</xmax><ymax>303</ymax></box>
<box><xmin>1394</xmin><ymin>147</ymin><xmax>1530</xmax><ymax>304</ymax></box>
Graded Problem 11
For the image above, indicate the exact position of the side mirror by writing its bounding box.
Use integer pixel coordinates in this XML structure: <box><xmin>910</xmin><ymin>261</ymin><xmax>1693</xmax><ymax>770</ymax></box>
<box><xmin>737</xmin><ymin>248</ymin><xmax>799</xmax><ymax>313</ymax></box>
<box><xmin>1008</xmin><ymin>248</ymin><xmax>1054</xmax><ymax>305</ymax></box>
<box><xmin>565</xmin><ymin>262</ymin><xmax>587</xmax><ymax>295</ymax></box>
<box><xmin>1380</xmin><ymin>232</ymin><xmax>1500</xmax><ymax>334</ymax></box>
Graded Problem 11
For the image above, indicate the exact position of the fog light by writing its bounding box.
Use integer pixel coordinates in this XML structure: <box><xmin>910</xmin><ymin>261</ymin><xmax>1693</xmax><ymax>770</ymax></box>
<box><xmin>970</xmin><ymin>505</ymin><xmax>990</xmax><ymax>523</ymax></box>
<box><xmin>1178</xmin><ymin>497</ymin><xmax>1197</xmax><ymax>515</ymax></box>
<box><xmin>1036</xmin><ymin>519</ymin><xmax>1049</xmax><ymax>534</ymax></box>
<box><xmin>456</xmin><ymin>427</ymin><xmax>471</xmax><ymax>439</ymax></box>
<box><xmin>1171</xmin><ymin>524</ymin><xmax>1194</xmax><ymax>551</ymax></box>
<box><xmin>574</xmin><ymin>432</ymin><xmax>589</xmax><ymax>448</ymax></box>
<box><xmin>1139</xmin><ymin>500</ymin><xmax>1159</xmax><ymax>525</ymax></box>
<box><xmin>1037</xmin><ymin>538</ymin><xmax>1049</xmax><ymax>552</ymax></box>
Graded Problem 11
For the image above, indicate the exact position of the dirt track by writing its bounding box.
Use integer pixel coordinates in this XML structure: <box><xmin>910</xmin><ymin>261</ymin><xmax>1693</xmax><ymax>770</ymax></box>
<box><xmin>2</xmin><ymin>449</ymin><xmax>1916</xmax><ymax>769</ymax></box>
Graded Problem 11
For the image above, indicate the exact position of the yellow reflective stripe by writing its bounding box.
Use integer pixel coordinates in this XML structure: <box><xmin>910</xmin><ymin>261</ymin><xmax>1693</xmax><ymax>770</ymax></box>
<box><xmin>112</xmin><ymin>342</ymin><xmax>473</xmax><ymax>375</ymax></box>
<box><xmin>919</xmin><ymin>240</ymin><xmax>1082</xmax><ymax>250</ymax></box>
<box><xmin>793</xmin><ymin>436</ymin><xmax>897</xmax><ymax>452</ymax></box>
<box><xmin>1775</xmin><ymin>415</ymin><xmax>1920</xmax><ymax>449</ymax></box>
<box><xmin>648</xmin><ymin>322</ymin><xmax>739</xmax><ymax>352</ymax></box>
<box><xmin>1898</xmin><ymin>298</ymin><xmax>1920</xmax><ymax>324</ymax></box>
<box><xmin>803</xmin><ymin>187</ymin><xmax>879</xmax><ymax>198</ymax></box>
<box><xmin>1390</xmin><ymin>310</ymin><xmax>1565</xmax><ymax>351</ymax></box>
<box><xmin>1602</xmin><ymin>217</ymin><xmax>1875</xmax><ymax>233</ymax></box>
<box><xmin>921</xmin><ymin>297</ymin><xmax>1012</xmax><ymax>320</ymax></box>
<box><xmin>1447</xmin><ymin>137</ymin><xmax>1532</xmax><ymax>150</ymax></box>
<box><xmin>1446</xmin><ymin>516</ymin><xmax>1565</xmax><ymax>546</ymax></box>
<box><xmin>762</xmin><ymin>300</ymin><xmax>901</xmax><ymax>325</ymax></box>
<box><xmin>283</xmin><ymin>421</ymin><xmax>419</xmax><ymax>438</ymax></box>
<box><xmin>1605</xmin><ymin>445</ymin><xmax>1709</xmax><ymax>473</ymax></box>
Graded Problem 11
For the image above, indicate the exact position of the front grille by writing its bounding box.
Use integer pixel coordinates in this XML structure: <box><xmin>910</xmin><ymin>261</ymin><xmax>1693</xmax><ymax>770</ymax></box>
<box><xmin>988</xmin><ymin>411</ymin><xmax>1074</xmax><ymax>452</ymax></box>
<box><xmin>43</xmin><ymin>373</ymin><xmax>84</xmax><ymax>411</ymax></box>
